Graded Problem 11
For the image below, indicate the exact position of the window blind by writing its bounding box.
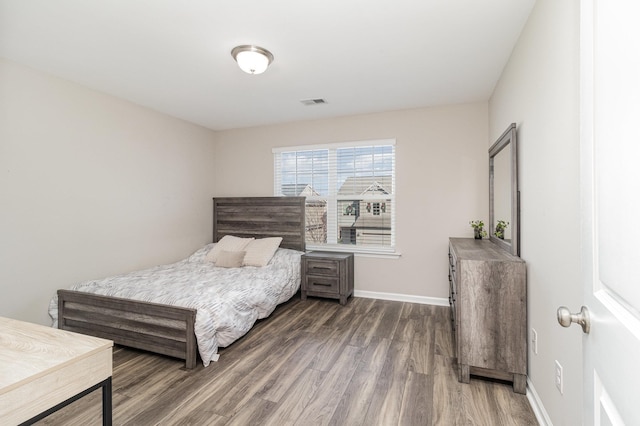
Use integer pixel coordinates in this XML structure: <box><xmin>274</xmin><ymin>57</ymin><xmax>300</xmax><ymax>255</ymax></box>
<box><xmin>273</xmin><ymin>139</ymin><xmax>395</xmax><ymax>253</ymax></box>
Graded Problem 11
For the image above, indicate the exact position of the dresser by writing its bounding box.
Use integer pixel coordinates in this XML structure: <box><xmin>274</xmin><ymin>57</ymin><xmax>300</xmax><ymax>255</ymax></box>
<box><xmin>0</xmin><ymin>317</ymin><xmax>113</xmax><ymax>425</ymax></box>
<box><xmin>301</xmin><ymin>251</ymin><xmax>354</xmax><ymax>305</ymax></box>
<box><xmin>448</xmin><ymin>238</ymin><xmax>527</xmax><ymax>394</ymax></box>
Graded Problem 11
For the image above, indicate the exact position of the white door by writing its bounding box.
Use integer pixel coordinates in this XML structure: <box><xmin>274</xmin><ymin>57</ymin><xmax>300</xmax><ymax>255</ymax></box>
<box><xmin>578</xmin><ymin>0</ymin><xmax>640</xmax><ymax>424</ymax></box>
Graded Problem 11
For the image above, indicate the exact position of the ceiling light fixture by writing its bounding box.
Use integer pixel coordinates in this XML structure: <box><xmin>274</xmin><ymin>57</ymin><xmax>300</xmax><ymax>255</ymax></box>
<box><xmin>231</xmin><ymin>45</ymin><xmax>274</xmax><ymax>75</ymax></box>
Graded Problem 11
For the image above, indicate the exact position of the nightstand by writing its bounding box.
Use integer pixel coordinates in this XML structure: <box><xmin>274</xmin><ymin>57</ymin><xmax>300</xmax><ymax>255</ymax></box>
<box><xmin>301</xmin><ymin>251</ymin><xmax>354</xmax><ymax>305</ymax></box>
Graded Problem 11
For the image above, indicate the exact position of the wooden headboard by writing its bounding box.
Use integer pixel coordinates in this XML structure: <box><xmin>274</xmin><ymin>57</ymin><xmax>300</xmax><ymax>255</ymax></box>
<box><xmin>213</xmin><ymin>197</ymin><xmax>306</xmax><ymax>252</ymax></box>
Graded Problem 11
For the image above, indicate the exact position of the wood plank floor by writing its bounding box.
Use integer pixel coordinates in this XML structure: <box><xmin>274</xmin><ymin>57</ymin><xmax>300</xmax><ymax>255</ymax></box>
<box><xmin>38</xmin><ymin>296</ymin><xmax>538</xmax><ymax>425</ymax></box>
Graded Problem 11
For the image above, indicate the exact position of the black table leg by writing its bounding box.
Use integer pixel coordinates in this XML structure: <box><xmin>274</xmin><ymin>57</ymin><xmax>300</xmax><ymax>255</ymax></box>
<box><xmin>102</xmin><ymin>376</ymin><xmax>112</xmax><ymax>426</ymax></box>
<box><xmin>18</xmin><ymin>377</ymin><xmax>113</xmax><ymax>426</ymax></box>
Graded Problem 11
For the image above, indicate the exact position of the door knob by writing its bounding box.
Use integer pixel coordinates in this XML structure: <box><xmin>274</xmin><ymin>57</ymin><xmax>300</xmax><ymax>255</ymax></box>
<box><xmin>557</xmin><ymin>305</ymin><xmax>590</xmax><ymax>334</ymax></box>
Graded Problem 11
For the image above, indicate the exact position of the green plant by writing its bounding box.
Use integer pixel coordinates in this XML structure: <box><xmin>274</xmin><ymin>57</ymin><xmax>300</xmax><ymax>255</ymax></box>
<box><xmin>494</xmin><ymin>220</ymin><xmax>509</xmax><ymax>239</ymax></box>
<box><xmin>469</xmin><ymin>220</ymin><xmax>488</xmax><ymax>238</ymax></box>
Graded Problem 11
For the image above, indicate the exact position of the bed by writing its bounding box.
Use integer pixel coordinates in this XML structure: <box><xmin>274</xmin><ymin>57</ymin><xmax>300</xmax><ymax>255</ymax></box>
<box><xmin>49</xmin><ymin>197</ymin><xmax>306</xmax><ymax>368</ymax></box>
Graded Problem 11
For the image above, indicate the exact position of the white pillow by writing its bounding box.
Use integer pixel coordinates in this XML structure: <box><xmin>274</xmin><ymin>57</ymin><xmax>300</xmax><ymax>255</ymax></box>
<box><xmin>205</xmin><ymin>235</ymin><xmax>254</xmax><ymax>263</ymax></box>
<box><xmin>215</xmin><ymin>250</ymin><xmax>246</xmax><ymax>268</ymax></box>
<box><xmin>242</xmin><ymin>237</ymin><xmax>283</xmax><ymax>267</ymax></box>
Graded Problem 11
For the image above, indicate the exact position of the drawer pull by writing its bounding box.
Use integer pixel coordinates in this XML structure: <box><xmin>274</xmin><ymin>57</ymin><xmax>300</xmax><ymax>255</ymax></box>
<box><xmin>313</xmin><ymin>266</ymin><xmax>332</xmax><ymax>270</ymax></box>
<box><xmin>312</xmin><ymin>282</ymin><xmax>332</xmax><ymax>286</ymax></box>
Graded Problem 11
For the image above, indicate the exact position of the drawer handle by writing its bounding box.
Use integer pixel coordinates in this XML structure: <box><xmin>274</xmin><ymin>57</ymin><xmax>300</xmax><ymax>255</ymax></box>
<box><xmin>312</xmin><ymin>282</ymin><xmax>332</xmax><ymax>286</ymax></box>
<box><xmin>312</xmin><ymin>266</ymin><xmax>332</xmax><ymax>270</ymax></box>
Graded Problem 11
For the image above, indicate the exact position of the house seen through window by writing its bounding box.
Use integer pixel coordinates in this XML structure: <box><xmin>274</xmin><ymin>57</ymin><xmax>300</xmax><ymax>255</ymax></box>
<box><xmin>273</xmin><ymin>140</ymin><xmax>395</xmax><ymax>253</ymax></box>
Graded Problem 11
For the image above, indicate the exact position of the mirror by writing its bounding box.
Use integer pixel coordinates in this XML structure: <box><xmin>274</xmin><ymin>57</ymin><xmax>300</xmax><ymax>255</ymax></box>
<box><xmin>489</xmin><ymin>123</ymin><xmax>519</xmax><ymax>256</ymax></box>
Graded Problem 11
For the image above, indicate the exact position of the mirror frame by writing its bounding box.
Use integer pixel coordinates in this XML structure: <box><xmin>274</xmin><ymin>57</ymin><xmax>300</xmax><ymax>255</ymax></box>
<box><xmin>489</xmin><ymin>123</ymin><xmax>519</xmax><ymax>256</ymax></box>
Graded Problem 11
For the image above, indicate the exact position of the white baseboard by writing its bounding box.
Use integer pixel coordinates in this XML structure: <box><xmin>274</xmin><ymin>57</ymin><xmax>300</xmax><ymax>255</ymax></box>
<box><xmin>354</xmin><ymin>290</ymin><xmax>449</xmax><ymax>306</ymax></box>
<box><xmin>527</xmin><ymin>377</ymin><xmax>552</xmax><ymax>426</ymax></box>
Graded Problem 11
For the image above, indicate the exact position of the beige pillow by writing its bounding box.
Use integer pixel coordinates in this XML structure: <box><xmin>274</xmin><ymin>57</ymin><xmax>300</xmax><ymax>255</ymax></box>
<box><xmin>205</xmin><ymin>235</ymin><xmax>254</xmax><ymax>263</ymax></box>
<box><xmin>215</xmin><ymin>250</ymin><xmax>246</xmax><ymax>268</ymax></box>
<box><xmin>242</xmin><ymin>237</ymin><xmax>283</xmax><ymax>267</ymax></box>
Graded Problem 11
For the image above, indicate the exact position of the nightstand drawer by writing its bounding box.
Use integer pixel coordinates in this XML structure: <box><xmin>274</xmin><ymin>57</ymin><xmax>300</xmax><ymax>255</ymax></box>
<box><xmin>305</xmin><ymin>259</ymin><xmax>339</xmax><ymax>277</ymax></box>
<box><xmin>305</xmin><ymin>275</ymin><xmax>339</xmax><ymax>294</ymax></box>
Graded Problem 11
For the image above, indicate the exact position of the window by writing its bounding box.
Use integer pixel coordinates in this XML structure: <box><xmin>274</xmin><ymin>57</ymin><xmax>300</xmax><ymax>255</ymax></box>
<box><xmin>273</xmin><ymin>139</ymin><xmax>395</xmax><ymax>254</ymax></box>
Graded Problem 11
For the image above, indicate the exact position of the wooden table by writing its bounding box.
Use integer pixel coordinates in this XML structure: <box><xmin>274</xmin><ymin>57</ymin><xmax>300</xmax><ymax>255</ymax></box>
<box><xmin>0</xmin><ymin>316</ymin><xmax>113</xmax><ymax>425</ymax></box>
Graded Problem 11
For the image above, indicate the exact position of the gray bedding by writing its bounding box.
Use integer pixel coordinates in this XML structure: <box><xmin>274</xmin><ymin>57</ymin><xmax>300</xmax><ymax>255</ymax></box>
<box><xmin>49</xmin><ymin>244</ymin><xmax>303</xmax><ymax>366</ymax></box>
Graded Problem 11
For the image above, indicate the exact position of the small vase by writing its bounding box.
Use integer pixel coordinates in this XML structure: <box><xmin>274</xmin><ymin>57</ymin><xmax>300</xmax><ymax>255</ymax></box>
<box><xmin>474</xmin><ymin>229</ymin><xmax>482</xmax><ymax>240</ymax></box>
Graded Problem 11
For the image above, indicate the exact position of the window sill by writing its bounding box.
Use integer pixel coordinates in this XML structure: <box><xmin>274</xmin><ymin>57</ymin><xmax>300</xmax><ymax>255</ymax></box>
<box><xmin>306</xmin><ymin>244</ymin><xmax>402</xmax><ymax>259</ymax></box>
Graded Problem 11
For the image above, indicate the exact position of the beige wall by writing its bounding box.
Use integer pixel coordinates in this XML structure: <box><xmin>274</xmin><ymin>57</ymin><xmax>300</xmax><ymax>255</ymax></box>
<box><xmin>214</xmin><ymin>103</ymin><xmax>488</xmax><ymax>300</ymax></box>
<box><xmin>489</xmin><ymin>0</ymin><xmax>581</xmax><ymax>424</ymax></box>
<box><xmin>0</xmin><ymin>58</ymin><xmax>217</xmax><ymax>325</ymax></box>
<box><xmin>0</xmin><ymin>57</ymin><xmax>487</xmax><ymax>322</ymax></box>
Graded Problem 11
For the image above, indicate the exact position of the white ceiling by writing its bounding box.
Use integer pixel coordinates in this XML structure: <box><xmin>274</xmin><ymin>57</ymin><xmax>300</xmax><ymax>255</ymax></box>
<box><xmin>0</xmin><ymin>0</ymin><xmax>535</xmax><ymax>131</ymax></box>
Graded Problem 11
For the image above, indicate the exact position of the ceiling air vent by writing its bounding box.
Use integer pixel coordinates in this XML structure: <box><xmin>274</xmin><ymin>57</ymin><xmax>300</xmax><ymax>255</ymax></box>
<box><xmin>300</xmin><ymin>98</ymin><xmax>327</xmax><ymax>106</ymax></box>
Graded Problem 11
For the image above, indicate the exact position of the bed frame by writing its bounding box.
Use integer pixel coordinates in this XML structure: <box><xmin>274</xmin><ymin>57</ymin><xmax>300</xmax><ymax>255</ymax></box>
<box><xmin>57</xmin><ymin>196</ymin><xmax>306</xmax><ymax>369</ymax></box>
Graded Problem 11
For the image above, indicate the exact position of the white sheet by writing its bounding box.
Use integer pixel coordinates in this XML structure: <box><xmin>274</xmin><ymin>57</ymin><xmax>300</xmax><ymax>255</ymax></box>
<box><xmin>48</xmin><ymin>244</ymin><xmax>302</xmax><ymax>366</ymax></box>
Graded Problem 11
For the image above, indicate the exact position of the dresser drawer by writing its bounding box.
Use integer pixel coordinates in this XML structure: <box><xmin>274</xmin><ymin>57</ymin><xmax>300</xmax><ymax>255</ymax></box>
<box><xmin>448</xmin><ymin>272</ymin><xmax>456</xmax><ymax>302</ymax></box>
<box><xmin>448</xmin><ymin>246</ymin><xmax>457</xmax><ymax>275</ymax></box>
<box><xmin>305</xmin><ymin>259</ymin><xmax>339</xmax><ymax>277</ymax></box>
<box><xmin>448</xmin><ymin>253</ymin><xmax>457</xmax><ymax>299</ymax></box>
<box><xmin>305</xmin><ymin>275</ymin><xmax>339</xmax><ymax>294</ymax></box>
